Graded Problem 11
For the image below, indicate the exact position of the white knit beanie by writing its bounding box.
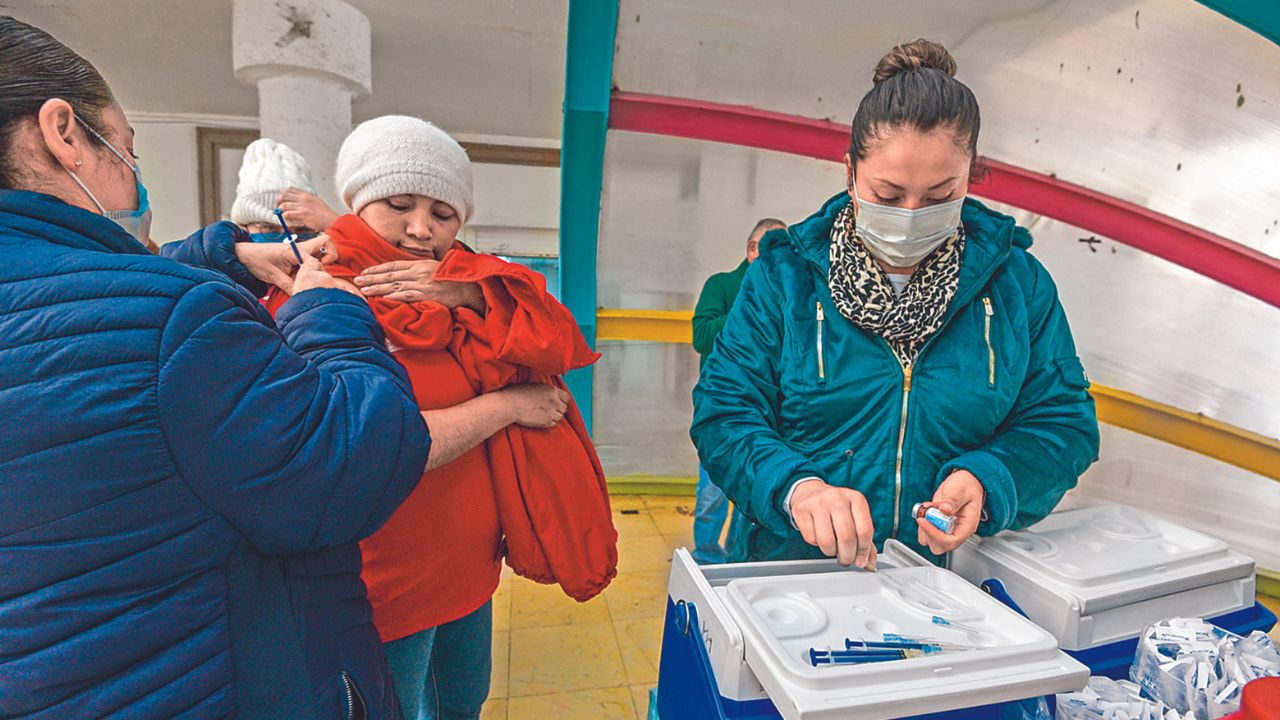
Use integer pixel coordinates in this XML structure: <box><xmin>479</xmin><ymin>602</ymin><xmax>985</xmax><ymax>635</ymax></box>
<box><xmin>335</xmin><ymin>115</ymin><xmax>474</xmax><ymax>223</ymax></box>
<box><xmin>230</xmin><ymin>138</ymin><xmax>316</xmax><ymax>226</ymax></box>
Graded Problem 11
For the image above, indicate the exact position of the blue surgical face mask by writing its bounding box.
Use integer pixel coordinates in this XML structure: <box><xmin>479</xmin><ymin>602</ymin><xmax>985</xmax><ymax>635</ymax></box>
<box><xmin>104</xmin><ymin>175</ymin><xmax>152</xmax><ymax>245</ymax></box>
<box><xmin>64</xmin><ymin>120</ymin><xmax>153</xmax><ymax>246</ymax></box>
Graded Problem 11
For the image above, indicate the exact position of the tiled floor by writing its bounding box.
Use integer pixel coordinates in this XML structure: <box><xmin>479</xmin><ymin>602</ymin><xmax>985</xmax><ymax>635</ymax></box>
<box><xmin>481</xmin><ymin>495</ymin><xmax>696</xmax><ymax>720</ymax></box>
<box><xmin>480</xmin><ymin>495</ymin><xmax>1280</xmax><ymax>720</ymax></box>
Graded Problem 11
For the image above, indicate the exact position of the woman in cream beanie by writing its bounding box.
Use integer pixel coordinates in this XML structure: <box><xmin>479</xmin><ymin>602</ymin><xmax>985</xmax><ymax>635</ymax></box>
<box><xmin>322</xmin><ymin>115</ymin><xmax>581</xmax><ymax>720</ymax></box>
<box><xmin>336</xmin><ymin>114</ymin><xmax>474</xmax><ymax>226</ymax></box>
<box><xmin>229</xmin><ymin>138</ymin><xmax>322</xmax><ymax>240</ymax></box>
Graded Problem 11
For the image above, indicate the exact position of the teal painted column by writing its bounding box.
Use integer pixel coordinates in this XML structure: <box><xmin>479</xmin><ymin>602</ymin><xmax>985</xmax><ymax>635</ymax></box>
<box><xmin>559</xmin><ymin>0</ymin><xmax>618</xmax><ymax>433</ymax></box>
<box><xmin>1198</xmin><ymin>0</ymin><xmax>1280</xmax><ymax>46</ymax></box>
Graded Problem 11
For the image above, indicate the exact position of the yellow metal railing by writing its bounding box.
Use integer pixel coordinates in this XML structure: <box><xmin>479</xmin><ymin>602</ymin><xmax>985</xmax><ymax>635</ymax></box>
<box><xmin>597</xmin><ymin>308</ymin><xmax>693</xmax><ymax>343</ymax></box>
<box><xmin>595</xmin><ymin>308</ymin><xmax>1280</xmax><ymax>483</ymax></box>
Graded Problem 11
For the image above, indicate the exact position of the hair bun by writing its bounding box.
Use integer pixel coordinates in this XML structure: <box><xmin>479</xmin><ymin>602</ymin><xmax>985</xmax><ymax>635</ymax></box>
<box><xmin>873</xmin><ymin>39</ymin><xmax>957</xmax><ymax>84</ymax></box>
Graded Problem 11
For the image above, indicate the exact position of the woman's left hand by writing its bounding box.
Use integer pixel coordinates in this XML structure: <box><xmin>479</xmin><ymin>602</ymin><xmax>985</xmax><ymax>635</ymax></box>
<box><xmin>917</xmin><ymin>469</ymin><xmax>985</xmax><ymax>554</ymax></box>
<box><xmin>355</xmin><ymin>260</ymin><xmax>485</xmax><ymax>312</ymax></box>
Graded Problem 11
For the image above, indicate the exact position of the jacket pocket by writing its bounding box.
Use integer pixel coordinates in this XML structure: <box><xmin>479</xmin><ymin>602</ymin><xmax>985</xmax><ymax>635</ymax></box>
<box><xmin>338</xmin><ymin>670</ymin><xmax>368</xmax><ymax>720</ymax></box>
<box><xmin>1054</xmin><ymin>356</ymin><xmax>1091</xmax><ymax>390</ymax></box>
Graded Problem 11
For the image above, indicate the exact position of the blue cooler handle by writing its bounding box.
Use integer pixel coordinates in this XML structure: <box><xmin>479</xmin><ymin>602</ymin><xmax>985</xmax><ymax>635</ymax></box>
<box><xmin>657</xmin><ymin>598</ymin><xmax>732</xmax><ymax>720</ymax></box>
<box><xmin>980</xmin><ymin>578</ymin><xmax>1031</xmax><ymax>620</ymax></box>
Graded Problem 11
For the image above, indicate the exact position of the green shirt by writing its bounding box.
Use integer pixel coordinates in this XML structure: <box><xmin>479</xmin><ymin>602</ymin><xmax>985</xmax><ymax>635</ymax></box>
<box><xmin>692</xmin><ymin>259</ymin><xmax>750</xmax><ymax>369</ymax></box>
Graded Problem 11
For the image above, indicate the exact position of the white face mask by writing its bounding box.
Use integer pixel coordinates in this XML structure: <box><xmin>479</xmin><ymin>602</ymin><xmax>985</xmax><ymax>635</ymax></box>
<box><xmin>853</xmin><ymin>192</ymin><xmax>963</xmax><ymax>269</ymax></box>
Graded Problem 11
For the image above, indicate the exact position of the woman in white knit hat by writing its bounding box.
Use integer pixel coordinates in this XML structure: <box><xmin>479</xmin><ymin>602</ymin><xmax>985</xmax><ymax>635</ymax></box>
<box><xmin>230</xmin><ymin>137</ymin><xmax>335</xmax><ymax>241</ymax></box>
<box><xmin>258</xmin><ymin>115</ymin><xmax>604</xmax><ymax>720</ymax></box>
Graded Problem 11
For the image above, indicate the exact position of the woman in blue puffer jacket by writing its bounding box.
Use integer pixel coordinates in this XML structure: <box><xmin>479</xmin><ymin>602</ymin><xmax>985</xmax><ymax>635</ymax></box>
<box><xmin>691</xmin><ymin>39</ymin><xmax>1100</xmax><ymax>569</ymax></box>
<box><xmin>0</xmin><ymin>17</ymin><xmax>559</xmax><ymax>720</ymax></box>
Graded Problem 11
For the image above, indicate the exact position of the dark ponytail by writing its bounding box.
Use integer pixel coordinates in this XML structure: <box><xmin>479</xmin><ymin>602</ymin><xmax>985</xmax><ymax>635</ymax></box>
<box><xmin>0</xmin><ymin>16</ymin><xmax>115</xmax><ymax>189</ymax></box>
<box><xmin>849</xmin><ymin>39</ymin><xmax>981</xmax><ymax>173</ymax></box>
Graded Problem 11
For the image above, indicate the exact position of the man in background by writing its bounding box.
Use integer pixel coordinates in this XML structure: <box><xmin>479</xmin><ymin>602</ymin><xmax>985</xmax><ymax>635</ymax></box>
<box><xmin>689</xmin><ymin>218</ymin><xmax>786</xmax><ymax>563</ymax></box>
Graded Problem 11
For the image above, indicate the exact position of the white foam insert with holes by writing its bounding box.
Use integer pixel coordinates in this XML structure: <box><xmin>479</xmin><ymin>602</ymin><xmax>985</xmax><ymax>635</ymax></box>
<box><xmin>719</xmin><ymin>561</ymin><xmax>1086</xmax><ymax>720</ymax></box>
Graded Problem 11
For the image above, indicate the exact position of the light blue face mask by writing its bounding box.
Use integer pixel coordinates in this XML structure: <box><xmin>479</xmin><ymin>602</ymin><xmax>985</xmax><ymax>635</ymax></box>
<box><xmin>65</xmin><ymin>121</ymin><xmax>153</xmax><ymax>246</ymax></box>
<box><xmin>850</xmin><ymin>174</ymin><xmax>964</xmax><ymax>268</ymax></box>
<box><xmin>249</xmin><ymin>230</ymin><xmax>319</xmax><ymax>243</ymax></box>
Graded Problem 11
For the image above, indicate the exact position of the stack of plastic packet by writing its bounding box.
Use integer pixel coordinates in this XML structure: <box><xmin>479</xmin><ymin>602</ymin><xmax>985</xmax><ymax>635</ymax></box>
<box><xmin>1131</xmin><ymin>618</ymin><xmax>1280</xmax><ymax>719</ymax></box>
<box><xmin>1057</xmin><ymin>677</ymin><xmax>1191</xmax><ymax>720</ymax></box>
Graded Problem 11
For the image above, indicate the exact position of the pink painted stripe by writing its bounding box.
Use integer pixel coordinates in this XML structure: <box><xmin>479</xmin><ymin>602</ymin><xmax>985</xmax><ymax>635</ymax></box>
<box><xmin>609</xmin><ymin>91</ymin><xmax>1280</xmax><ymax>308</ymax></box>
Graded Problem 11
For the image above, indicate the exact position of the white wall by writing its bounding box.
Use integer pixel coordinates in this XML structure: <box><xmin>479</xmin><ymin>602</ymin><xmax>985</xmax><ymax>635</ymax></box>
<box><xmin>593</xmin><ymin>133</ymin><xmax>847</xmax><ymax>477</ymax></box>
<box><xmin>462</xmin><ymin>163</ymin><xmax>560</xmax><ymax>258</ymax></box>
<box><xmin>131</xmin><ymin>120</ymin><xmax>203</xmax><ymax>244</ymax></box>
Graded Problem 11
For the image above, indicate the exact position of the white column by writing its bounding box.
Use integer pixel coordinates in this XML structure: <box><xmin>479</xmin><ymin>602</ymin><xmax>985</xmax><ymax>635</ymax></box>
<box><xmin>231</xmin><ymin>0</ymin><xmax>372</xmax><ymax>211</ymax></box>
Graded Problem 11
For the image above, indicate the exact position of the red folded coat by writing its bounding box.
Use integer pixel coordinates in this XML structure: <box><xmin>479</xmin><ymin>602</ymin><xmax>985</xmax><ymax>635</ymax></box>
<box><xmin>271</xmin><ymin>215</ymin><xmax>617</xmax><ymax>605</ymax></box>
<box><xmin>434</xmin><ymin>250</ymin><xmax>617</xmax><ymax>601</ymax></box>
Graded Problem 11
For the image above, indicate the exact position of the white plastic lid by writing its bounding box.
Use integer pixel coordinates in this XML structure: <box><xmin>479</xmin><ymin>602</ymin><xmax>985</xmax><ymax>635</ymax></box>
<box><xmin>975</xmin><ymin>505</ymin><xmax>1250</xmax><ymax>592</ymax></box>
<box><xmin>721</xmin><ymin>545</ymin><xmax>1087</xmax><ymax>720</ymax></box>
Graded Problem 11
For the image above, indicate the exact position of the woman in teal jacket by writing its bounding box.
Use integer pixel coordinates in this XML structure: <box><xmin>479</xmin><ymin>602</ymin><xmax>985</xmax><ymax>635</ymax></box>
<box><xmin>690</xmin><ymin>39</ymin><xmax>1099</xmax><ymax>568</ymax></box>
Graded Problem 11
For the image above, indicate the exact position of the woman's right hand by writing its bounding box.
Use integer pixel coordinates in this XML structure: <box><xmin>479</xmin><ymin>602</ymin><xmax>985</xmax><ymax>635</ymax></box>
<box><xmin>276</xmin><ymin>187</ymin><xmax>340</xmax><ymax>232</ymax></box>
<box><xmin>788</xmin><ymin>479</ymin><xmax>876</xmax><ymax>568</ymax></box>
<box><xmin>499</xmin><ymin>384</ymin><xmax>570</xmax><ymax>429</ymax></box>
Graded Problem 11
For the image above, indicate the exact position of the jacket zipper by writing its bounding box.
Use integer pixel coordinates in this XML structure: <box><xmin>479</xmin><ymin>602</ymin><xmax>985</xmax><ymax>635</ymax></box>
<box><xmin>339</xmin><ymin>670</ymin><xmax>367</xmax><ymax>720</ymax></box>
<box><xmin>815</xmin><ymin>301</ymin><xmax>827</xmax><ymax>383</ymax></box>
<box><xmin>891</xmin><ymin>362</ymin><xmax>912</xmax><ymax>539</ymax></box>
<box><xmin>983</xmin><ymin>297</ymin><xmax>995</xmax><ymax>387</ymax></box>
<box><xmin>877</xmin><ymin>287</ymin><xmax>989</xmax><ymax>538</ymax></box>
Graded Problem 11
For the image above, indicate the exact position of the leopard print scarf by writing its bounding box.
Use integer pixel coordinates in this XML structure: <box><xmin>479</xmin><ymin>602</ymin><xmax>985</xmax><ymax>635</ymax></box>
<box><xmin>827</xmin><ymin>202</ymin><xmax>964</xmax><ymax>367</ymax></box>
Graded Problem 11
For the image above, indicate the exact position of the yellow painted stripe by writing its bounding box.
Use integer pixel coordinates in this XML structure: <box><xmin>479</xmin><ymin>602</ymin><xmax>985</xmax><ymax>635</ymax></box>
<box><xmin>1090</xmin><ymin>386</ymin><xmax>1280</xmax><ymax>481</ymax></box>
<box><xmin>595</xmin><ymin>308</ymin><xmax>1280</xmax><ymax>483</ymax></box>
<box><xmin>1259</xmin><ymin>569</ymin><xmax>1280</xmax><ymax>600</ymax></box>
<box><xmin>607</xmin><ymin>474</ymin><xmax>697</xmax><ymax>496</ymax></box>
<box><xmin>597</xmin><ymin>308</ymin><xmax>693</xmax><ymax>343</ymax></box>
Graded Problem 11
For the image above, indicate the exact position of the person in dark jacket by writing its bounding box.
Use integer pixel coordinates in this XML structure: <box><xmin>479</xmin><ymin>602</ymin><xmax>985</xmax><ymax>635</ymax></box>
<box><xmin>0</xmin><ymin>17</ymin><xmax>561</xmax><ymax>720</ymax></box>
<box><xmin>689</xmin><ymin>217</ymin><xmax>784</xmax><ymax>564</ymax></box>
<box><xmin>691</xmin><ymin>39</ymin><xmax>1100</xmax><ymax>568</ymax></box>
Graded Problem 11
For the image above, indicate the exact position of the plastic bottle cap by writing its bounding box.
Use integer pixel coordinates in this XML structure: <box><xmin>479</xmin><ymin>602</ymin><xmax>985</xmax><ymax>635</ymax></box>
<box><xmin>1238</xmin><ymin>677</ymin><xmax>1280</xmax><ymax>720</ymax></box>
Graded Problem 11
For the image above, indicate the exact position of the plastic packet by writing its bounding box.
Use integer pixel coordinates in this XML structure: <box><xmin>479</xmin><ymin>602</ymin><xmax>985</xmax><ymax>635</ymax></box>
<box><xmin>1131</xmin><ymin>618</ymin><xmax>1280</xmax><ymax>719</ymax></box>
<box><xmin>1056</xmin><ymin>676</ymin><xmax>1191</xmax><ymax>720</ymax></box>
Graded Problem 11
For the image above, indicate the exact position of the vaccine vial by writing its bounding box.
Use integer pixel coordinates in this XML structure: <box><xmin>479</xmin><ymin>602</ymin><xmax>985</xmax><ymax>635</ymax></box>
<box><xmin>913</xmin><ymin>503</ymin><xmax>957</xmax><ymax>534</ymax></box>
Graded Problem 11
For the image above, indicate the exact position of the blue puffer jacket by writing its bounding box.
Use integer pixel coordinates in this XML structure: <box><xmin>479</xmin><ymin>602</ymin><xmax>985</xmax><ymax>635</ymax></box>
<box><xmin>0</xmin><ymin>190</ymin><xmax>430</xmax><ymax>719</ymax></box>
<box><xmin>691</xmin><ymin>193</ymin><xmax>1100</xmax><ymax>564</ymax></box>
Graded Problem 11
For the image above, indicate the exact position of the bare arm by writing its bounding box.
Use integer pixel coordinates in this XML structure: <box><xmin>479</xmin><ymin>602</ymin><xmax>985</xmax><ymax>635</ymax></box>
<box><xmin>420</xmin><ymin>384</ymin><xmax>570</xmax><ymax>470</ymax></box>
<box><xmin>421</xmin><ymin>393</ymin><xmax>513</xmax><ymax>471</ymax></box>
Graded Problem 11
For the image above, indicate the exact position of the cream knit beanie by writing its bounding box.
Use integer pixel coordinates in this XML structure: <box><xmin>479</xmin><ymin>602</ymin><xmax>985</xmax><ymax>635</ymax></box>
<box><xmin>230</xmin><ymin>138</ymin><xmax>316</xmax><ymax>226</ymax></box>
<box><xmin>334</xmin><ymin>115</ymin><xmax>474</xmax><ymax>223</ymax></box>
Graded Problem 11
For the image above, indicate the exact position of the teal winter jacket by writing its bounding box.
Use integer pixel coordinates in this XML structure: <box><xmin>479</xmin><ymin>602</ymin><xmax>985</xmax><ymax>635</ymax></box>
<box><xmin>690</xmin><ymin>193</ymin><xmax>1100</xmax><ymax>563</ymax></box>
